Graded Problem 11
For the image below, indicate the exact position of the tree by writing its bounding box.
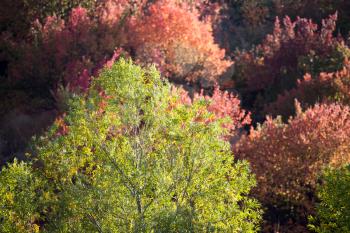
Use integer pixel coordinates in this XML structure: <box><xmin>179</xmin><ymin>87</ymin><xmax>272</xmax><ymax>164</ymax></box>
<box><xmin>231</xmin><ymin>14</ymin><xmax>347</xmax><ymax>118</ymax></box>
<box><xmin>264</xmin><ymin>51</ymin><xmax>350</xmax><ymax>119</ymax></box>
<box><xmin>309</xmin><ymin>165</ymin><xmax>350</xmax><ymax>233</ymax></box>
<box><xmin>6</xmin><ymin>5</ymin><xmax>127</xmax><ymax>92</ymax></box>
<box><xmin>234</xmin><ymin>102</ymin><xmax>350</xmax><ymax>232</ymax></box>
<box><xmin>127</xmin><ymin>0</ymin><xmax>232</xmax><ymax>87</ymax></box>
<box><xmin>177</xmin><ymin>85</ymin><xmax>251</xmax><ymax>135</ymax></box>
<box><xmin>0</xmin><ymin>0</ymin><xmax>98</xmax><ymax>39</ymax></box>
<box><xmin>0</xmin><ymin>59</ymin><xmax>261</xmax><ymax>232</ymax></box>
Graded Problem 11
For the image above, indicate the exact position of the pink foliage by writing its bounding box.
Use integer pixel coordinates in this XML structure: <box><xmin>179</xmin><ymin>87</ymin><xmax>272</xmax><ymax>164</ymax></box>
<box><xmin>233</xmin><ymin>14</ymin><xmax>344</xmax><ymax>115</ymax></box>
<box><xmin>177</xmin><ymin>86</ymin><xmax>251</xmax><ymax>134</ymax></box>
<box><xmin>265</xmin><ymin>56</ymin><xmax>350</xmax><ymax>118</ymax></box>
<box><xmin>96</xmin><ymin>0</ymin><xmax>136</xmax><ymax>25</ymax></box>
<box><xmin>7</xmin><ymin>0</ymin><xmax>229</xmax><ymax>93</ymax></box>
<box><xmin>249</xmin><ymin>13</ymin><xmax>340</xmax><ymax>91</ymax></box>
<box><xmin>235</xmin><ymin>102</ymin><xmax>350</xmax><ymax>213</ymax></box>
<box><xmin>8</xmin><ymin>3</ymin><xmax>130</xmax><ymax>92</ymax></box>
<box><xmin>128</xmin><ymin>0</ymin><xmax>232</xmax><ymax>87</ymax></box>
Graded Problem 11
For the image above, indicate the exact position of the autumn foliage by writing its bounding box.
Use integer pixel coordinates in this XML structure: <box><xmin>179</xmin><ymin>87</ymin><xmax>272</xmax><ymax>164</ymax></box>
<box><xmin>177</xmin><ymin>86</ymin><xmax>251</xmax><ymax>134</ymax></box>
<box><xmin>235</xmin><ymin>102</ymin><xmax>350</xmax><ymax>232</ymax></box>
<box><xmin>3</xmin><ymin>0</ymin><xmax>230</xmax><ymax>96</ymax></box>
<box><xmin>232</xmin><ymin>13</ymin><xmax>347</xmax><ymax>117</ymax></box>
<box><xmin>128</xmin><ymin>0</ymin><xmax>232</xmax><ymax>87</ymax></box>
<box><xmin>265</xmin><ymin>55</ymin><xmax>350</xmax><ymax>118</ymax></box>
<box><xmin>3</xmin><ymin>1</ymin><xmax>350</xmax><ymax>233</ymax></box>
<box><xmin>0</xmin><ymin>60</ymin><xmax>262</xmax><ymax>232</ymax></box>
<box><xmin>6</xmin><ymin>5</ymin><xmax>129</xmax><ymax>92</ymax></box>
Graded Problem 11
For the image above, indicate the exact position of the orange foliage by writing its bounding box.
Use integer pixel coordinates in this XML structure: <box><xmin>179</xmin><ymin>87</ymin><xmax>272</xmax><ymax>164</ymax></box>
<box><xmin>128</xmin><ymin>0</ymin><xmax>232</xmax><ymax>87</ymax></box>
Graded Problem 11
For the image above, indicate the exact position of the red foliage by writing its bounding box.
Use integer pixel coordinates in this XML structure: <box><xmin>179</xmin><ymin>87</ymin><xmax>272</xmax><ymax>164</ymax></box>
<box><xmin>233</xmin><ymin>14</ymin><xmax>345</xmax><ymax>113</ymax></box>
<box><xmin>6</xmin><ymin>0</ymin><xmax>228</xmax><ymax>93</ymax></box>
<box><xmin>54</xmin><ymin>114</ymin><xmax>69</xmax><ymax>136</ymax></box>
<box><xmin>265</xmin><ymin>54</ymin><xmax>350</xmax><ymax>118</ymax></box>
<box><xmin>234</xmin><ymin>102</ymin><xmax>350</xmax><ymax>232</ymax></box>
<box><xmin>127</xmin><ymin>0</ymin><xmax>232</xmax><ymax>87</ymax></box>
<box><xmin>7</xmin><ymin>3</ymin><xmax>130</xmax><ymax>92</ymax></box>
<box><xmin>177</xmin><ymin>86</ymin><xmax>250</xmax><ymax>134</ymax></box>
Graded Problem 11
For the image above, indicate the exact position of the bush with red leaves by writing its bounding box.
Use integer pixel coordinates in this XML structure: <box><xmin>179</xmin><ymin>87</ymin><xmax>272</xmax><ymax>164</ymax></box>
<box><xmin>265</xmin><ymin>46</ymin><xmax>350</xmax><ymax>119</ymax></box>
<box><xmin>234</xmin><ymin>102</ymin><xmax>350</xmax><ymax>232</ymax></box>
<box><xmin>176</xmin><ymin>86</ymin><xmax>250</xmax><ymax>136</ymax></box>
<box><xmin>128</xmin><ymin>0</ymin><xmax>232</xmax><ymax>87</ymax></box>
<box><xmin>5</xmin><ymin>0</ymin><xmax>229</xmax><ymax>94</ymax></box>
<box><xmin>232</xmin><ymin>14</ymin><xmax>347</xmax><ymax>116</ymax></box>
<box><xmin>0</xmin><ymin>0</ymin><xmax>98</xmax><ymax>39</ymax></box>
<box><xmin>5</xmin><ymin>1</ymin><xmax>139</xmax><ymax>93</ymax></box>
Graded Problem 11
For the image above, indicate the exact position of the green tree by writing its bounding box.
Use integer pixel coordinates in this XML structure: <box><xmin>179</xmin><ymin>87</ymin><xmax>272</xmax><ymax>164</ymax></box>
<box><xmin>309</xmin><ymin>165</ymin><xmax>350</xmax><ymax>233</ymax></box>
<box><xmin>0</xmin><ymin>59</ymin><xmax>261</xmax><ymax>232</ymax></box>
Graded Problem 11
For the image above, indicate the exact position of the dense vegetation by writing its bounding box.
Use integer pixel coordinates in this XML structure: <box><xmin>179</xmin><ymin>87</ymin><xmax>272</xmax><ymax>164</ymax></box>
<box><xmin>309</xmin><ymin>165</ymin><xmax>350</xmax><ymax>233</ymax></box>
<box><xmin>1</xmin><ymin>0</ymin><xmax>350</xmax><ymax>232</ymax></box>
<box><xmin>0</xmin><ymin>59</ymin><xmax>261</xmax><ymax>232</ymax></box>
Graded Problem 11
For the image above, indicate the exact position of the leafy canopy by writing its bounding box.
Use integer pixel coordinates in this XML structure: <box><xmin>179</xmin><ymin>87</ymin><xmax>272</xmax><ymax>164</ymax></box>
<box><xmin>309</xmin><ymin>165</ymin><xmax>350</xmax><ymax>233</ymax></box>
<box><xmin>0</xmin><ymin>59</ymin><xmax>261</xmax><ymax>232</ymax></box>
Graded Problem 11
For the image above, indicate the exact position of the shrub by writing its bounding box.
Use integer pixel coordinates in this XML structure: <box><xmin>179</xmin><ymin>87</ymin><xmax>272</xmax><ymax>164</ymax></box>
<box><xmin>212</xmin><ymin>0</ymin><xmax>350</xmax><ymax>52</ymax></box>
<box><xmin>232</xmin><ymin>14</ymin><xmax>346</xmax><ymax>115</ymax></box>
<box><xmin>234</xmin><ymin>102</ymin><xmax>350</xmax><ymax>232</ymax></box>
<box><xmin>127</xmin><ymin>0</ymin><xmax>232</xmax><ymax>87</ymax></box>
<box><xmin>271</xmin><ymin>0</ymin><xmax>350</xmax><ymax>36</ymax></box>
<box><xmin>6</xmin><ymin>6</ymin><xmax>128</xmax><ymax>92</ymax></box>
<box><xmin>309</xmin><ymin>165</ymin><xmax>350</xmax><ymax>233</ymax></box>
<box><xmin>0</xmin><ymin>0</ymin><xmax>98</xmax><ymax>39</ymax></box>
<box><xmin>4</xmin><ymin>0</ymin><xmax>227</xmax><ymax>103</ymax></box>
<box><xmin>0</xmin><ymin>59</ymin><xmax>261</xmax><ymax>232</ymax></box>
<box><xmin>264</xmin><ymin>52</ymin><xmax>350</xmax><ymax>119</ymax></box>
